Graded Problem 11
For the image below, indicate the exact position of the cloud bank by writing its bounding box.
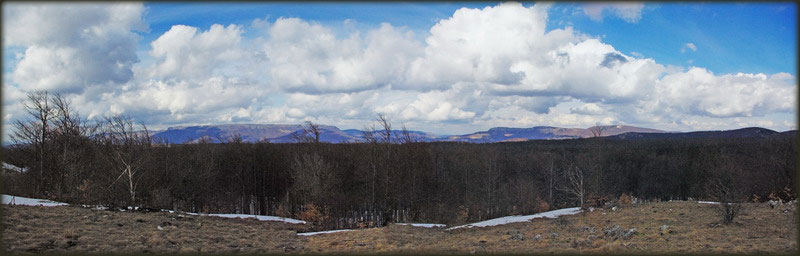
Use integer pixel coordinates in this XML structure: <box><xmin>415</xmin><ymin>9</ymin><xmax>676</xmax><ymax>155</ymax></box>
<box><xmin>3</xmin><ymin>2</ymin><xmax>796</xmax><ymax>136</ymax></box>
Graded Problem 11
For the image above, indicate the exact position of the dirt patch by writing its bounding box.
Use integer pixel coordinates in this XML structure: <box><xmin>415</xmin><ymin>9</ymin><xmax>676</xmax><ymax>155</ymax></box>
<box><xmin>2</xmin><ymin>201</ymin><xmax>797</xmax><ymax>253</ymax></box>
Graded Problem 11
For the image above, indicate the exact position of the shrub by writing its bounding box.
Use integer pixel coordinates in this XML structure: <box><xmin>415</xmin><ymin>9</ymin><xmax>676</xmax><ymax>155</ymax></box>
<box><xmin>455</xmin><ymin>205</ymin><xmax>469</xmax><ymax>224</ymax></box>
<box><xmin>706</xmin><ymin>176</ymin><xmax>745</xmax><ymax>224</ymax></box>
<box><xmin>275</xmin><ymin>203</ymin><xmax>291</xmax><ymax>218</ymax></box>
<box><xmin>619</xmin><ymin>193</ymin><xmax>633</xmax><ymax>205</ymax></box>
<box><xmin>719</xmin><ymin>202</ymin><xmax>741</xmax><ymax>224</ymax></box>
<box><xmin>299</xmin><ymin>203</ymin><xmax>327</xmax><ymax>225</ymax></box>
<box><xmin>536</xmin><ymin>200</ymin><xmax>551</xmax><ymax>212</ymax></box>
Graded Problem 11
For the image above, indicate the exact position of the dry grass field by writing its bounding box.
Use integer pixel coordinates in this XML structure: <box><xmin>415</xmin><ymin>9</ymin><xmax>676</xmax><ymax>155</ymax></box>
<box><xmin>2</xmin><ymin>201</ymin><xmax>797</xmax><ymax>254</ymax></box>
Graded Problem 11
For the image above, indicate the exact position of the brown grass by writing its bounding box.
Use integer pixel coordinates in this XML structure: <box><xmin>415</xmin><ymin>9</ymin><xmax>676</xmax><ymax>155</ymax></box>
<box><xmin>2</xmin><ymin>201</ymin><xmax>797</xmax><ymax>254</ymax></box>
<box><xmin>2</xmin><ymin>205</ymin><xmax>308</xmax><ymax>253</ymax></box>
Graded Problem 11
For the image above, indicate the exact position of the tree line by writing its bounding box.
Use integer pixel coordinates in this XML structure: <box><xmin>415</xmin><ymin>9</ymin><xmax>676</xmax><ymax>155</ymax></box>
<box><xmin>2</xmin><ymin>90</ymin><xmax>796</xmax><ymax>229</ymax></box>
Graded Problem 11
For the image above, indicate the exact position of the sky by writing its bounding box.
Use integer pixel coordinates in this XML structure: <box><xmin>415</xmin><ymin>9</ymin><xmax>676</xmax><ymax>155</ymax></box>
<box><xmin>2</xmin><ymin>2</ymin><xmax>797</xmax><ymax>140</ymax></box>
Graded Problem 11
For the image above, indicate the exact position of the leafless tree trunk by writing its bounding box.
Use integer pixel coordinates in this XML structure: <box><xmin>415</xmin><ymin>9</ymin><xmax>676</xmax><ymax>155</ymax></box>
<box><xmin>589</xmin><ymin>125</ymin><xmax>607</xmax><ymax>137</ymax></box>
<box><xmin>101</xmin><ymin>115</ymin><xmax>151</xmax><ymax>205</ymax></box>
<box><xmin>559</xmin><ymin>164</ymin><xmax>586</xmax><ymax>209</ymax></box>
<box><xmin>547</xmin><ymin>159</ymin><xmax>556</xmax><ymax>206</ymax></box>
<box><xmin>292</xmin><ymin>121</ymin><xmax>321</xmax><ymax>143</ymax></box>
<box><xmin>377</xmin><ymin>114</ymin><xmax>392</xmax><ymax>144</ymax></box>
<box><xmin>399</xmin><ymin>124</ymin><xmax>415</xmax><ymax>144</ymax></box>
<box><xmin>290</xmin><ymin>153</ymin><xmax>330</xmax><ymax>203</ymax></box>
<box><xmin>11</xmin><ymin>91</ymin><xmax>56</xmax><ymax>196</ymax></box>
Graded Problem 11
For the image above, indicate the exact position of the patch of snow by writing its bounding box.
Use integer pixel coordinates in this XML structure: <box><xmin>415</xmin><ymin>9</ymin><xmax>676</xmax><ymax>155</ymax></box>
<box><xmin>447</xmin><ymin>207</ymin><xmax>582</xmax><ymax>230</ymax></box>
<box><xmin>185</xmin><ymin>212</ymin><xmax>306</xmax><ymax>224</ymax></box>
<box><xmin>81</xmin><ymin>204</ymin><xmax>109</xmax><ymax>210</ymax></box>
<box><xmin>2</xmin><ymin>162</ymin><xmax>27</xmax><ymax>173</ymax></box>
<box><xmin>698</xmin><ymin>201</ymin><xmax>735</xmax><ymax>205</ymax></box>
<box><xmin>2</xmin><ymin>194</ymin><xmax>67</xmax><ymax>207</ymax></box>
<box><xmin>395</xmin><ymin>223</ymin><xmax>446</xmax><ymax>228</ymax></box>
<box><xmin>297</xmin><ymin>229</ymin><xmax>354</xmax><ymax>236</ymax></box>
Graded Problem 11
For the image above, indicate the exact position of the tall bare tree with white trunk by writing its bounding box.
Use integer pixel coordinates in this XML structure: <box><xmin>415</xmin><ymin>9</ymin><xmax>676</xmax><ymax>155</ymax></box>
<box><xmin>99</xmin><ymin>115</ymin><xmax>151</xmax><ymax>205</ymax></box>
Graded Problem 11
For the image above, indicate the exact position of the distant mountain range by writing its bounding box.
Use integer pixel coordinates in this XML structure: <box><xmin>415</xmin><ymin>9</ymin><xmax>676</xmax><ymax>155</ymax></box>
<box><xmin>608</xmin><ymin>127</ymin><xmax>789</xmax><ymax>140</ymax></box>
<box><xmin>148</xmin><ymin>123</ymin><xmax>794</xmax><ymax>144</ymax></box>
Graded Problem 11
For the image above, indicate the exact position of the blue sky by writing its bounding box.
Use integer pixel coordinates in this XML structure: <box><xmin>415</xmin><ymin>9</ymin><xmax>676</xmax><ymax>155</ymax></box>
<box><xmin>139</xmin><ymin>2</ymin><xmax>797</xmax><ymax>75</ymax></box>
<box><xmin>2</xmin><ymin>2</ymin><xmax>798</xmax><ymax>139</ymax></box>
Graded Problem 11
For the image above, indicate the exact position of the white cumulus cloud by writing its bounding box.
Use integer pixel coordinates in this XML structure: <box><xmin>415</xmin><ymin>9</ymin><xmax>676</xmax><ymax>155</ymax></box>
<box><xmin>582</xmin><ymin>2</ymin><xmax>645</xmax><ymax>23</ymax></box>
<box><xmin>2</xmin><ymin>2</ymin><xmax>795</xmax><ymax>138</ymax></box>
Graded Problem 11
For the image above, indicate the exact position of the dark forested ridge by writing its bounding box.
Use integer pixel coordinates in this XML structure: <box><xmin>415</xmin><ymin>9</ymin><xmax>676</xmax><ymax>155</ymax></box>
<box><xmin>2</xmin><ymin>91</ymin><xmax>797</xmax><ymax>230</ymax></box>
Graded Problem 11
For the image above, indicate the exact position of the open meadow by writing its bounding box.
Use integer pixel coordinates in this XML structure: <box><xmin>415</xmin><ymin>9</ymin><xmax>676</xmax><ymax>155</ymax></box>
<box><xmin>3</xmin><ymin>200</ymin><xmax>796</xmax><ymax>254</ymax></box>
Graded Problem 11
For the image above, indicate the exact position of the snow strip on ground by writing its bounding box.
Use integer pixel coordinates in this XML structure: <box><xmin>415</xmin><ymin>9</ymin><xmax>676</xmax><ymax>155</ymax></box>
<box><xmin>186</xmin><ymin>212</ymin><xmax>306</xmax><ymax>224</ymax></box>
<box><xmin>2</xmin><ymin>162</ymin><xmax>28</xmax><ymax>173</ymax></box>
<box><xmin>2</xmin><ymin>194</ymin><xmax>67</xmax><ymax>207</ymax></box>
<box><xmin>447</xmin><ymin>207</ymin><xmax>582</xmax><ymax>230</ymax></box>
<box><xmin>297</xmin><ymin>229</ymin><xmax>354</xmax><ymax>236</ymax></box>
<box><xmin>395</xmin><ymin>223</ymin><xmax>446</xmax><ymax>228</ymax></box>
<box><xmin>1</xmin><ymin>194</ymin><xmax>305</xmax><ymax>224</ymax></box>
<box><xmin>698</xmin><ymin>201</ymin><xmax>736</xmax><ymax>205</ymax></box>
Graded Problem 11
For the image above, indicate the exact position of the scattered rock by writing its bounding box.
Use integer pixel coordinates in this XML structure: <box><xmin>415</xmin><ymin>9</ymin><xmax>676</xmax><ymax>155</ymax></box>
<box><xmin>509</xmin><ymin>233</ymin><xmax>525</xmax><ymax>241</ymax></box>
<box><xmin>157</xmin><ymin>221</ymin><xmax>173</xmax><ymax>231</ymax></box>
<box><xmin>550</xmin><ymin>232</ymin><xmax>559</xmax><ymax>239</ymax></box>
<box><xmin>769</xmin><ymin>200</ymin><xmax>782</xmax><ymax>208</ymax></box>
<box><xmin>622</xmin><ymin>228</ymin><xmax>637</xmax><ymax>239</ymax></box>
<box><xmin>580</xmin><ymin>226</ymin><xmax>596</xmax><ymax>233</ymax></box>
<box><xmin>660</xmin><ymin>225</ymin><xmax>669</xmax><ymax>231</ymax></box>
<box><xmin>612</xmin><ymin>206</ymin><xmax>619</xmax><ymax>212</ymax></box>
<box><xmin>604</xmin><ymin>225</ymin><xmax>622</xmax><ymax>238</ymax></box>
<box><xmin>603</xmin><ymin>225</ymin><xmax>636</xmax><ymax>240</ymax></box>
<box><xmin>175</xmin><ymin>214</ymin><xmax>194</xmax><ymax>221</ymax></box>
<box><xmin>555</xmin><ymin>218</ymin><xmax>570</xmax><ymax>228</ymax></box>
<box><xmin>63</xmin><ymin>240</ymin><xmax>77</xmax><ymax>248</ymax></box>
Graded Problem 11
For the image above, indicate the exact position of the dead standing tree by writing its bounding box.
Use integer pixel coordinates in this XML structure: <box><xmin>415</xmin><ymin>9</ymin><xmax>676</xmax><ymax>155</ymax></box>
<box><xmin>100</xmin><ymin>115</ymin><xmax>151</xmax><ymax>205</ymax></box>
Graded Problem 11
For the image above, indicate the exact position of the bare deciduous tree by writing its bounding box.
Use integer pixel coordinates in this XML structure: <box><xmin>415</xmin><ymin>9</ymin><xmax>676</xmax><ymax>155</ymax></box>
<box><xmin>292</xmin><ymin>121</ymin><xmax>321</xmax><ymax>143</ymax></box>
<box><xmin>399</xmin><ymin>124</ymin><xmax>415</xmax><ymax>144</ymax></box>
<box><xmin>706</xmin><ymin>160</ymin><xmax>745</xmax><ymax>224</ymax></box>
<box><xmin>589</xmin><ymin>125</ymin><xmax>607</xmax><ymax>137</ymax></box>
<box><xmin>559</xmin><ymin>163</ymin><xmax>586</xmax><ymax>209</ymax></box>
<box><xmin>11</xmin><ymin>91</ymin><xmax>56</xmax><ymax>195</ymax></box>
<box><xmin>377</xmin><ymin>114</ymin><xmax>392</xmax><ymax>144</ymax></box>
<box><xmin>290</xmin><ymin>153</ymin><xmax>330</xmax><ymax>204</ymax></box>
<box><xmin>100</xmin><ymin>115</ymin><xmax>151</xmax><ymax>205</ymax></box>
